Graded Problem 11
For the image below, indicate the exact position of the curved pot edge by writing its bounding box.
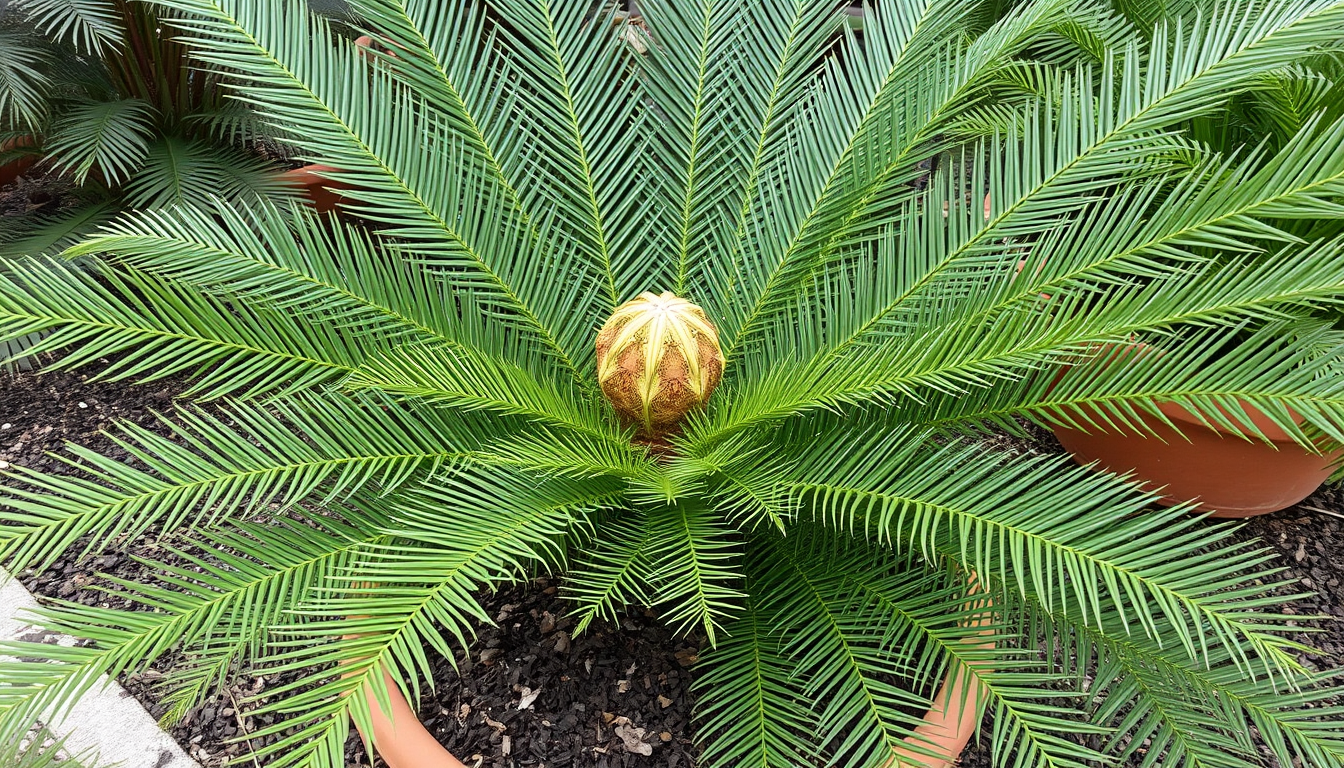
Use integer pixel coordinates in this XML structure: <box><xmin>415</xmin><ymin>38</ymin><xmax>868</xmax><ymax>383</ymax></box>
<box><xmin>279</xmin><ymin>163</ymin><xmax>350</xmax><ymax>213</ymax></box>
<box><xmin>0</xmin><ymin>135</ymin><xmax>39</xmax><ymax>188</ymax></box>
<box><xmin>350</xmin><ymin>582</ymin><xmax>992</xmax><ymax>768</ymax></box>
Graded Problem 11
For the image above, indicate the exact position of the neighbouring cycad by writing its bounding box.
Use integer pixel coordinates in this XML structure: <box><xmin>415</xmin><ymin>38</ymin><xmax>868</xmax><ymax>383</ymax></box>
<box><xmin>2</xmin><ymin>2</ymin><xmax>1344</xmax><ymax>768</ymax></box>
<box><xmin>596</xmin><ymin>291</ymin><xmax>723</xmax><ymax>438</ymax></box>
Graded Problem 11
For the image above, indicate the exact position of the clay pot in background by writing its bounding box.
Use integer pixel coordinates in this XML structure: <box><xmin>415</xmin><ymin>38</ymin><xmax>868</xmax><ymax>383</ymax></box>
<box><xmin>1050</xmin><ymin>346</ymin><xmax>1341</xmax><ymax>517</ymax></box>
<box><xmin>0</xmin><ymin>135</ymin><xmax>39</xmax><ymax>188</ymax></box>
<box><xmin>280</xmin><ymin>163</ymin><xmax>351</xmax><ymax>213</ymax></box>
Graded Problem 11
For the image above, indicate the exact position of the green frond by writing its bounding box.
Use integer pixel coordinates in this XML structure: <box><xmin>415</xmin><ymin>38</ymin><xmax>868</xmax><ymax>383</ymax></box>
<box><xmin>66</xmin><ymin>200</ymin><xmax>463</xmax><ymax>352</ymax></box>
<box><xmin>11</xmin><ymin>0</ymin><xmax>124</xmax><ymax>57</ymax></box>
<box><xmin>638</xmin><ymin>0</ymin><xmax>849</xmax><ymax>297</ymax></box>
<box><xmin>715</xmin><ymin>0</ymin><xmax>1072</xmax><ymax>358</ymax></box>
<box><xmin>347</xmin><ymin>342</ymin><xmax>611</xmax><ymax>438</ymax></box>
<box><xmin>692</xmin><ymin>598</ymin><xmax>817</xmax><ymax>768</ymax></box>
<box><xmin>121</xmin><ymin>136</ymin><xmax>295</xmax><ymax>209</ymax></box>
<box><xmin>0</xmin><ymin>506</ymin><xmax>387</xmax><ymax>750</ymax></box>
<box><xmin>237</xmin><ymin>469</ymin><xmax>618</xmax><ymax>768</ymax></box>
<box><xmin>0</xmin><ymin>392</ymin><xmax>489</xmax><ymax>571</ymax></box>
<box><xmin>483</xmin><ymin>0</ymin><xmax>643</xmax><ymax>306</ymax></box>
<box><xmin>44</xmin><ymin>98</ymin><xmax>156</xmax><ymax>185</ymax></box>
<box><xmin>563</xmin><ymin>510</ymin><xmax>655</xmax><ymax>634</ymax></box>
<box><xmin>472</xmin><ymin>427</ymin><xmax>656</xmax><ymax>481</ymax></box>
<box><xmin>927</xmin><ymin>322</ymin><xmax>1344</xmax><ymax>446</ymax></box>
<box><xmin>782</xmin><ymin>426</ymin><xmax>1303</xmax><ymax>676</ymax></box>
<box><xmin>1005</xmin><ymin>580</ymin><xmax>1344</xmax><ymax>767</ymax></box>
<box><xmin>154</xmin><ymin>0</ymin><xmax>600</xmax><ymax>377</ymax></box>
<box><xmin>839</xmin><ymin>556</ymin><xmax>1108</xmax><ymax>768</ymax></box>
<box><xmin>689</xmin><ymin>233</ymin><xmax>1344</xmax><ymax>446</ymax></box>
<box><xmin>643</xmin><ymin>500</ymin><xmax>744</xmax><ymax>644</ymax></box>
<box><xmin>0</xmin><ymin>202</ymin><xmax>118</xmax><ymax>259</ymax></box>
<box><xmin>0</xmin><ymin>30</ymin><xmax>52</xmax><ymax>131</ymax></box>
<box><xmin>0</xmin><ymin>258</ymin><xmax>369</xmax><ymax>396</ymax></box>
<box><xmin>0</xmin><ymin>726</ymin><xmax>95</xmax><ymax>768</ymax></box>
<box><xmin>744</xmin><ymin>533</ymin><xmax>943</xmax><ymax>768</ymax></box>
<box><xmin>758</xmin><ymin>0</ymin><xmax>1344</xmax><ymax>374</ymax></box>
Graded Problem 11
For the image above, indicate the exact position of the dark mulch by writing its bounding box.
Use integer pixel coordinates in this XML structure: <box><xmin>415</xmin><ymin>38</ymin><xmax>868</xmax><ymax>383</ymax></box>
<box><xmin>3</xmin><ymin>367</ymin><xmax>1342</xmax><ymax>768</ymax></box>
<box><xmin>412</xmin><ymin>582</ymin><xmax>700</xmax><ymax>768</ymax></box>
<box><xmin>0</xmin><ymin>171</ymin><xmax>97</xmax><ymax>227</ymax></box>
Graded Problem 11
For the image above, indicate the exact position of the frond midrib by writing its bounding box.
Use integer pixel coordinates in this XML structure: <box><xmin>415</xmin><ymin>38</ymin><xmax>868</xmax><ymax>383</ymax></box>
<box><xmin>791</xmin><ymin>481</ymin><xmax>1298</xmax><ymax>673</ymax></box>
<box><xmin>723</xmin><ymin>0</ymin><xmax>940</xmax><ymax>359</ymax></box>
<box><xmin>185</xmin><ymin>0</ymin><xmax>588</xmax><ymax>382</ymax></box>
<box><xmin>829</xmin><ymin>5</ymin><xmax>1344</xmax><ymax>357</ymax></box>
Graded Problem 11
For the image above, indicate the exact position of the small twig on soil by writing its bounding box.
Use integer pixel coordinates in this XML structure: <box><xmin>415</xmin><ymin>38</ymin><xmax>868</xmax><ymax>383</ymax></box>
<box><xmin>226</xmin><ymin>688</ymin><xmax>262</xmax><ymax>768</ymax></box>
<box><xmin>1301</xmin><ymin>505</ymin><xmax>1344</xmax><ymax>520</ymax></box>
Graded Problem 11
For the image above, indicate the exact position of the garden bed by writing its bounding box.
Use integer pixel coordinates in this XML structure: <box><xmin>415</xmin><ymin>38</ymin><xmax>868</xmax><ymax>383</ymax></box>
<box><xmin>2</xmin><ymin>368</ymin><xmax>1341</xmax><ymax>767</ymax></box>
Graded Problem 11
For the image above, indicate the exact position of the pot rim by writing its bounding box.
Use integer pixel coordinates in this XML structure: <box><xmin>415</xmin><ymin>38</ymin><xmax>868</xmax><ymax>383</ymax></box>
<box><xmin>1066</xmin><ymin>342</ymin><xmax>1336</xmax><ymax>448</ymax></box>
<box><xmin>350</xmin><ymin>578</ymin><xmax>992</xmax><ymax>768</ymax></box>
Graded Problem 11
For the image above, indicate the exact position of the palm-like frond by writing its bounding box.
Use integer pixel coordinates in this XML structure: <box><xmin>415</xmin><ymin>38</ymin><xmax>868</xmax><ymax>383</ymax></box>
<box><xmin>156</xmin><ymin>0</ymin><xmax>601</xmax><ymax>378</ymax></box>
<box><xmin>563</xmin><ymin>510</ymin><xmax>656</xmax><ymax>633</ymax></box>
<box><xmin>780</xmin><ymin>420</ymin><xmax>1302</xmax><ymax>674</ymax></box>
<box><xmin>1005</xmin><ymin>579</ymin><xmax>1344</xmax><ymax>767</ymax></box>
<box><xmin>2</xmin><ymin>0</ymin><xmax>1344</xmax><ymax>766</ymax></box>
<box><xmin>0</xmin><ymin>202</ymin><xmax>117</xmax><ymax>259</ymax></box>
<box><xmin>0</xmin><ymin>392</ymin><xmax>490</xmax><ymax>571</ymax></box>
<box><xmin>643</xmin><ymin>500</ymin><xmax>744</xmax><ymax>643</ymax></box>
<box><xmin>0</xmin><ymin>30</ymin><xmax>52</xmax><ymax>131</ymax></box>
<box><xmin>44</xmin><ymin>98</ymin><xmax>155</xmax><ymax>185</ymax></box>
<box><xmin>0</xmin><ymin>507</ymin><xmax>388</xmax><ymax>748</ymax></box>
<box><xmin>237</xmin><ymin>468</ymin><xmax>618</xmax><ymax>768</ymax></box>
<box><xmin>11</xmin><ymin>0</ymin><xmax>124</xmax><ymax>57</ymax></box>
<box><xmin>0</xmin><ymin>258</ymin><xmax>370</xmax><ymax>395</ymax></box>
<box><xmin>121</xmin><ymin>136</ymin><xmax>297</xmax><ymax>209</ymax></box>
<box><xmin>0</xmin><ymin>726</ymin><xmax>95</xmax><ymax>768</ymax></box>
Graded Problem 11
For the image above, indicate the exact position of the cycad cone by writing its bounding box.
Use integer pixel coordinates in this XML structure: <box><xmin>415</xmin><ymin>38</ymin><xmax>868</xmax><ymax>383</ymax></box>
<box><xmin>596</xmin><ymin>292</ymin><xmax>723</xmax><ymax>438</ymax></box>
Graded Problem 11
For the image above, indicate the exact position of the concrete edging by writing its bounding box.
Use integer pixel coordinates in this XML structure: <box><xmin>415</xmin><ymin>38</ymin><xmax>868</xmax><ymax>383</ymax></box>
<box><xmin>0</xmin><ymin>569</ymin><xmax>199</xmax><ymax>768</ymax></box>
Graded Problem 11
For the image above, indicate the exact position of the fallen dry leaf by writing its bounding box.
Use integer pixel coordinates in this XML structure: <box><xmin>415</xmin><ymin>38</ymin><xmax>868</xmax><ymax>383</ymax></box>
<box><xmin>615</xmin><ymin>721</ymin><xmax>653</xmax><ymax>756</ymax></box>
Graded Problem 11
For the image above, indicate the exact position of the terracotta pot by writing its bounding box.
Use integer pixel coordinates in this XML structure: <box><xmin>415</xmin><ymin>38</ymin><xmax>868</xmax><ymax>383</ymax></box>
<box><xmin>348</xmin><ymin>584</ymin><xmax>992</xmax><ymax>768</ymax></box>
<box><xmin>280</xmin><ymin>163</ymin><xmax>350</xmax><ymax>213</ymax></box>
<box><xmin>350</xmin><ymin>651</ymin><xmax>987</xmax><ymax>768</ymax></box>
<box><xmin>1050</xmin><ymin>348</ymin><xmax>1342</xmax><ymax>517</ymax></box>
<box><xmin>349</xmin><ymin>669</ymin><xmax>467</xmax><ymax>768</ymax></box>
<box><xmin>0</xmin><ymin>135</ymin><xmax>39</xmax><ymax>188</ymax></box>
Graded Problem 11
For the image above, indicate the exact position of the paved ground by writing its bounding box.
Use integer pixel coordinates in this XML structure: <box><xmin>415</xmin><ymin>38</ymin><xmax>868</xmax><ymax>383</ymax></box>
<box><xmin>0</xmin><ymin>569</ymin><xmax>199</xmax><ymax>768</ymax></box>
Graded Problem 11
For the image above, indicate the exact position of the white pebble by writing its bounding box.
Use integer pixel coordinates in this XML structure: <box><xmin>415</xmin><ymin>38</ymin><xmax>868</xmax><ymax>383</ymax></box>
<box><xmin>78</xmin><ymin>402</ymin><xmax>88</xmax><ymax>409</ymax></box>
<box><xmin>0</xmin><ymin>423</ymin><xmax>9</xmax><ymax>430</ymax></box>
<box><xmin>0</xmin><ymin>461</ymin><xmax>10</xmax><ymax>470</ymax></box>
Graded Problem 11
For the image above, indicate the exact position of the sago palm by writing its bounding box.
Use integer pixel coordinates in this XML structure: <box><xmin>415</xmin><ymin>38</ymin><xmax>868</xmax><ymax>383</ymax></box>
<box><xmin>3</xmin><ymin>1</ymin><xmax>1344</xmax><ymax>767</ymax></box>
<box><xmin>0</xmin><ymin>0</ymin><xmax>296</xmax><ymax>256</ymax></box>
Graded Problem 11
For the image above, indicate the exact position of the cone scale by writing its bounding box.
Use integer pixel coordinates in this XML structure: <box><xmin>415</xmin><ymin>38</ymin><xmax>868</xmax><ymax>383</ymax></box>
<box><xmin>596</xmin><ymin>291</ymin><xmax>723</xmax><ymax>439</ymax></box>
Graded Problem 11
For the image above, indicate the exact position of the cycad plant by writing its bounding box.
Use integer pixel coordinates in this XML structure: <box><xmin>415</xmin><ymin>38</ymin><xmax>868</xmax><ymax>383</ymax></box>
<box><xmin>0</xmin><ymin>0</ymin><xmax>295</xmax><ymax>256</ymax></box>
<box><xmin>3</xmin><ymin>1</ymin><xmax>1344</xmax><ymax>767</ymax></box>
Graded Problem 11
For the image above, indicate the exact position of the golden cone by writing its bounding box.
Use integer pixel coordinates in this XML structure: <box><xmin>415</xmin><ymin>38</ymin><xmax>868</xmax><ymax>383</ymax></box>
<box><xmin>596</xmin><ymin>291</ymin><xmax>723</xmax><ymax>437</ymax></box>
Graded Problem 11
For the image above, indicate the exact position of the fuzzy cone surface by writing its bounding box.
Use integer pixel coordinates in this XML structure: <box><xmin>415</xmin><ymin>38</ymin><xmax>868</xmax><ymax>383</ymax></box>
<box><xmin>596</xmin><ymin>291</ymin><xmax>723</xmax><ymax>437</ymax></box>
<box><xmin>3</xmin><ymin>1</ymin><xmax>1344</xmax><ymax>768</ymax></box>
